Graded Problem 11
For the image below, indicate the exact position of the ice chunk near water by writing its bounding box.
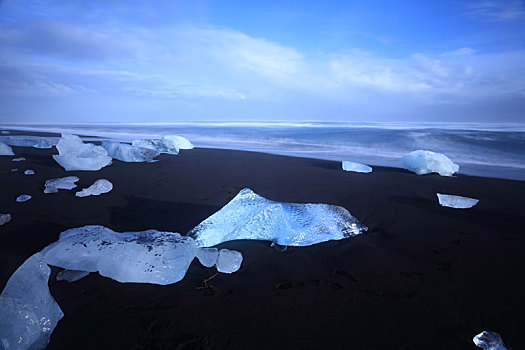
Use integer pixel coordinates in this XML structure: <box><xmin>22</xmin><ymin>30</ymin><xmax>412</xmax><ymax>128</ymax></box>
<box><xmin>12</xmin><ymin>157</ymin><xmax>25</xmax><ymax>162</ymax></box>
<box><xmin>216</xmin><ymin>249</ymin><xmax>243</xmax><ymax>274</ymax></box>
<box><xmin>101</xmin><ymin>141</ymin><xmax>160</xmax><ymax>162</ymax></box>
<box><xmin>189</xmin><ymin>188</ymin><xmax>367</xmax><ymax>248</ymax></box>
<box><xmin>0</xmin><ymin>214</ymin><xmax>11</xmax><ymax>225</ymax></box>
<box><xmin>162</xmin><ymin>135</ymin><xmax>194</xmax><ymax>150</ymax></box>
<box><xmin>52</xmin><ymin>134</ymin><xmax>112</xmax><ymax>171</ymax></box>
<box><xmin>0</xmin><ymin>136</ymin><xmax>58</xmax><ymax>149</ymax></box>
<box><xmin>24</xmin><ymin>169</ymin><xmax>34</xmax><ymax>175</ymax></box>
<box><xmin>437</xmin><ymin>193</ymin><xmax>479</xmax><ymax>209</ymax></box>
<box><xmin>131</xmin><ymin>138</ymin><xmax>179</xmax><ymax>155</ymax></box>
<box><xmin>75</xmin><ymin>179</ymin><xmax>113</xmax><ymax>197</ymax></box>
<box><xmin>0</xmin><ymin>253</ymin><xmax>64</xmax><ymax>350</ymax></box>
<box><xmin>56</xmin><ymin>270</ymin><xmax>90</xmax><ymax>282</ymax></box>
<box><xmin>1</xmin><ymin>130</ymin><xmax>9</xmax><ymax>134</ymax></box>
<box><xmin>196</xmin><ymin>248</ymin><xmax>219</xmax><ymax>268</ymax></box>
<box><xmin>44</xmin><ymin>176</ymin><xmax>79</xmax><ymax>194</ymax></box>
<box><xmin>16</xmin><ymin>195</ymin><xmax>31</xmax><ymax>203</ymax></box>
<box><xmin>342</xmin><ymin>161</ymin><xmax>372</xmax><ymax>173</ymax></box>
<box><xmin>0</xmin><ymin>142</ymin><xmax>14</xmax><ymax>156</ymax></box>
<box><xmin>473</xmin><ymin>331</ymin><xmax>507</xmax><ymax>350</ymax></box>
<box><xmin>402</xmin><ymin>150</ymin><xmax>459</xmax><ymax>176</ymax></box>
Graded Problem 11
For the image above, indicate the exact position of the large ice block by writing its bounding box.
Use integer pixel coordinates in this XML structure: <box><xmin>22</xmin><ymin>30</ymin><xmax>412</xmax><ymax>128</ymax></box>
<box><xmin>342</xmin><ymin>161</ymin><xmax>372</xmax><ymax>173</ymax></box>
<box><xmin>131</xmin><ymin>138</ymin><xmax>179</xmax><ymax>155</ymax></box>
<box><xmin>437</xmin><ymin>193</ymin><xmax>479</xmax><ymax>209</ymax></box>
<box><xmin>75</xmin><ymin>179</ymin><xmax>113</xmax><ymax>197</ymax></box>
<box><xmin>162</xmin><ymin>135</ymin><xmax>194</xmax><ymax>150</ymax></box>
<box><xmin>189</xmin><ymin>188</ymin><xmax>367</xmax><ymax>247</ymax></box>
<box><xmin>44</xmin><ymin>176</ymin><xmax>79</xmax><ymax>193</ymax></box>
<box><xmin>0</xmin><ymin>142</ymin><xmax>14</xmax><ymax>156</ymax></box>
<box><xmin>101</xmin><ymin>141</ymin><xmax>160</xmax><ymax>162</ymax></box>
<box><xmin>402</xmin><ymin>150</ymin><xmax>459</xmax><ymax>176</ymax></box>
<box><xmin>0</xmin><ymin>135</ymin><xmax>58</xmax><ymax>149</ymax></box>
<box><xmin>473</xmin><ymin>331</ymin><xmax>507</xmax><ymax>350</ymax></box>
<box><xmin>52</xmin><ymin>134</ymin><xmax>112</xmax><ymax>171</ymax></box>
<box><xmin>0</xmin><ymin>253</ymin><xmax>64</xmax><ymax>350</ymax></box>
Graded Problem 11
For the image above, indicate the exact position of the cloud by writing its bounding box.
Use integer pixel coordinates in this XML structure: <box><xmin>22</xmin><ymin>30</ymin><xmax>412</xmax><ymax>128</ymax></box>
<box><xmin>467</xmin><ymin>1</ymin><xmax>525</xmax><ymax>21</ymax></box>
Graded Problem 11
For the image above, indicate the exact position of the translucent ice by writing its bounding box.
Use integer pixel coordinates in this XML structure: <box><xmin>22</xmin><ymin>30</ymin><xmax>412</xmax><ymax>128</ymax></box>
<box><xmin>162</xmin><ymin>135</ymin><xmax>194</xmax><ymax>150</ymax></box>
<box><xmin>0</xmin><ymin>214</ymin><xmax>11</xmax><ymax>225</ymax></box>
<box><xmin>473</xmin><ymin>331</ymin><xmax>507</xmax><ymax>350</ymax></box>
<box><xmin>16</xmin><ymin>195</ymin><xmax>31</xmax><ymax>203</ymax></box>
<box><xmin>189</xmin><ymin>188</ymin><xmax>367</xmax><ymax>247</ymax></box>
<box><xmin>24</xmin><ymin>169</ymin><xmax>35</xmax><ymax>175</ymax></box>
<box><xmin>75</xmin><ymin>179</ymin><xmax>113</xmax><ymax>197</ymax></box>
<box><xmin>402</xmin><ymin>150</ymin><xmax>459</xmax><ymax>176</ymax></box>
<box><xmin>44</xmin><ymin>176</ymin><xmax>79</xmax><ymax>193</ymax></box>
<box><xmin>0</xmin><ymin>135</ymin><xmax>57</xmax><ymax>149</ymax></box>
<box><xmin>52</xmin><ymin>134</ymin><xmax>112</xmax><ymax>171</ymax></box>
<box><xmin>342</xmin><ymin>161</ymin><xmax>372</xmax><ymax>173</ymax></box>
<box><xmin>196</xmin><ymin>248</ymin><xmax>219</xmax><ymax>268</ymax></box>
<box><xmin>0</xmin><ymin>253</ymin><xmax>64</xmax><ymax>350</ymax></box>
<box><xmin>131</xmin><ymin>138</ymin><xmax>179</xmax><ymax>155</ymax></box>
<box><xmin>12</xmin><ymin>157</ymin><xmax>25</xmax><ymax>162</ymax></box>
<box><xmin>101</xmin><ymin>141</ymin><xmax>160</xmax><ymax>162</ymax></box>
<box><xmin>216</xmin><ymin>249</ymin><xmax>243</xmax><ymax>274</ymax></box>
<box><xmin>56</xmin><ymin>270</ymin><xmax>90</xmax><ymax>282</ymax></box>
<box><xmin>437</xmin><ymin>193</ymin><xmax>479</xmax><ymax>209</ymax></box>
<box><xmin>0</xmin><ymin>142</ymin><xmax>14</xmax><ymax>156</ymax></box>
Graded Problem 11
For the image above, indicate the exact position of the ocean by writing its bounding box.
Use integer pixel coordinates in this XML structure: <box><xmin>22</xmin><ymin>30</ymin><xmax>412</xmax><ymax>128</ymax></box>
<box><xmin>2</xmin><ymin>122</ymin><xmax>525</xmax><ymax>181</ymax></box>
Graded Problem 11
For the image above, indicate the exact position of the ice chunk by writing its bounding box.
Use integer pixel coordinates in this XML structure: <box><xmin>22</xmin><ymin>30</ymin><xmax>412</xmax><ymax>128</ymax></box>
<box><xmin>43</xmin><ymin>225</ymin><xmax>199</xmax><ymax>285</ymax></box>
<box><xmin>44</xmin><ymin>176</ymin><xmax>79</xmax><ymax>193</ymax></box>
<box><xmin>189</xmin><ymin>188</ymin><xmax>367</xmax><ymax>247</ymax></box>
<box><xmin>196</xmin><ymin>248</ymin><xmax>219</xmax><ymax>268</ymax></box>
<box><xmin>131</xmin><ymin>138</ymin><xmax>179</xmax><ymax>155</ymax></box>
<box><xmin>52</xmin><ymin>134</ymin><xmax>112</xmax><ymax>171</ymax></box>
<box><xmin>473</xmin><ymin>331</ymin><xmax>507</xmax><ymax>350</ymax></box>
<box><xmin>12</xmin><ymin>157</ymin><xmax>26</xmax><ymax>162</ymax></box>
<box><xmin>56</xmin><ymin>270</ymin><xmax>90</xmax><ymax>282</ymax></box>
<box><xmin>0</xmin><ymin>142</ymin><xmax>14</xmax><ymax>156</ymax></box>
<box><xmin>0</xmin><ymin>135</ymin><xmax>58</xmax><ymax>149</ymax></box>
<box><xmin>437</xmin><ymin>193</ymin><xmax>479</xmax><ymax>209</ymax></box>
<box><xmin>16</xmin><ymin>195</ymin><xmax>31</xmax><ymax>203</ymax></box>
<box><xmin>1</xmin><ymin>130</ymin><xmax>9</xmax><ymax>134</ymax></box>
<box><xmin>10</xmin><ymin>168</ymin><xmax>17</xmax><ymax>172</ymax></box>
<box><xmin>402</xmin><ymin>150</ymin><xmax>459</xmax><ymax>176</ymax></box>
<box><xmin>0</xmin><ymin>214</ymin><xmax>11</xmax><ymax>225</ymax></box>
<box><xmin>75</xmin><ymin>179</ymin><xmax>113</xmax><ymax>197</ymax></box>
<box><xmin>216</xmin><ymin>249</ymin><xmax>243</xmax><ymax>274</ymax></box>
<box><xmin>162</xmin><ymin>135</ymin><xmax>194</xmax><ymax>150</ymax></box>
<box><xmin>0</xmin><ymin>253</ymin><xmax>64</xmax><ymax>350</ymax></box>
<box><xmin>101</xmin><ymin>141</ymin><xmax>160</xmax><ymax>162</ymax></box>
<box><xmin>24</xmin><ymin>169</ymin><xmax>35</xmax><ymax>175</ymax></box>
<box><xmin>342</xmin><ymin>161</ymin><xmax>372</xmax><ymax>173</ymax></box>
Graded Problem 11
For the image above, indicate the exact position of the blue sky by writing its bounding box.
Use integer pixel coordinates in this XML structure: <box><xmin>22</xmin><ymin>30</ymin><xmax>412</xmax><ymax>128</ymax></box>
<box><xmin>0</xmin><ymin>0</ymin><xmax>524</xmax><ymax>123</ymax></box>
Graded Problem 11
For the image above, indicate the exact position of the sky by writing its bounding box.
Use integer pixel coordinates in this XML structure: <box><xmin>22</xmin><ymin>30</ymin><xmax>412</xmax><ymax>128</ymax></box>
<box><xmin>0</xmin><ymin>0</ymin><xmax>524</xmax><ymax>123</ymax></box>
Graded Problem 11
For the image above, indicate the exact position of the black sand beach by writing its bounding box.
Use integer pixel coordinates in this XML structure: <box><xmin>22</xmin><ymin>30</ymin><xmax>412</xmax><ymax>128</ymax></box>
<box><xmin>1</xmin><ymin>134</ymin><xmax>524</xmax><ymax>349</ymax></box>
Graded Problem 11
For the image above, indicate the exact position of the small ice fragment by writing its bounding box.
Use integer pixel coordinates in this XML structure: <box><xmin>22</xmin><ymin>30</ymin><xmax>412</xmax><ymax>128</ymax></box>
<box><xmin>75</xmin><ymin>179</ymin><xmax>113</xmax><ymax>197</ymax></box>
<box><xmin>342</xmin><ymin>161</ymin><xmax>372</xmax><ymax>173</ymax></box>
<box><xmin>16</xmin><ymin>194</ymin><xmax>31</xmax><ymax>202</ymax></box>
<box><xmin>10</xmin><ymin>168</ymin><xmax>17</xmax><ymax>172</ymax></box>
<box><xmin>44</xmin><ymin>176</ymin><xmax>79</xmax><ymax>193</ymax></box>
<box><xmin>0</xmin><ymin>142</ymin><xmax>14</xmax><ymax>155</ymax></box>
<box><xmin>437</xmin><ymin>193</ymin><xmax>479</xmax><ymax>209</ymax></box>
<box><xmin>52</xmin><ymin>134</ymin><xmax>112</xmax><ymax>171</ymax></box>
<box><xmin>473</xmin><ymin>331</ymin><xmax>507</xmax><ymax>350</ymax></box>
<box><xmin>101</xmin><ymin>141</ymin><xmax>160</xmax><ymax>162</ymax></box>
<box><xmin>24</xmin><ymin>169</ymin><xmax>35</xmax><ymax>175</ymax></box>
<box><xmin>270</xmin><ymin>242</ymin><xmax>288</xmax><ymax>251</ymax></box>
<box><xmin>162</xmin><ymin>135</ymin><xmax>194</xmax><ymax>150</ymax></box>
<box><xmin>402</xmin><ymin>150</ymin><xmax>459</xmax><ymax>176</ymax></box>
<box><xmin>0</xmin><ymin>214</ymin><xmax>11</xmax><ymax>225</ymax></box>
<box><xmin>196</xmin><ymin>248</ymin><xmax>219</xmax><ymax>268</ymax></box>
<box><xmin>12</xmin><ymin>157</ymin><xmax>26</xmax><ymax>162</ymax></box>
<box><xmin>216</xmin><ymin>249</ymin><xmax>243</xmax><ymax>274</ymax></box>
<box><xmin>1</xmin><ymin>130</ymin><xmax>9</xmax><ymax>134</ymax></box>
<box><xmin>56</xmin><ymin>270</ymin><xmax>90</xmax><ymax>282</ymax></box>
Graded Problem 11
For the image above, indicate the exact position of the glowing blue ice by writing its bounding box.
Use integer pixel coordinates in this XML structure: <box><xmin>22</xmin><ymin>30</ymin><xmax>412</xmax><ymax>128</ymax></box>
<box><xmin>0</xmin><ymin>142</ymin><xmax>14</xmax><ymax>156</ymax></box>
<box><xmin>473</xmin><ymin>331</ymin><xmax>507</xmax><ymax>350</ymax></box>
<box><xmin>53</xmin><ymin>134</ymin><xmax>112</xmax><ymax>171</ymax></box>
<box><xmin>437</xmin><ymin>193</ymin><xmax>479</xmax><ymax>209</ymax></box>
<box><xmin>402</xmin><ymin>150</ymin><xmax>459</xmax><ymax>176</ymax></box>
<box><xmin>101</xmin><ymin>141</ymin><xmax>160</xmax><ymax>162</ymax></box>
<box><xmin>342</xmin><ymin>161</ymin><xmax>372</xmax><ymax>173</ymax></box>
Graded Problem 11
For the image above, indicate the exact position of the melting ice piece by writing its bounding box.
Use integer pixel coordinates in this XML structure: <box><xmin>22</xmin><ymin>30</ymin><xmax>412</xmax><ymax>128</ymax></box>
<box><xmin>24</xmin><ymin>169</ymin><xmax>35</xmax><ymax>175</ymax></box>
<box><xmin>44</xmin><ymin>176</ymin><xmax>79</xmax><ymax>193</ymax></box>
<box><xmin>216</xmin><ymin>249</ymin><xmax>243</xmax><ymax>274</ymax></box>
<box><xmin>101</xmin><ymin>141</ymin><xmax>160</xmax><ymax>162</ymax></box>
<box><xmin>12</xmin><ymin>157</ymin><xmax>25</xmax><ymax>162</ymax></box>
<box><xmin>0</xmin><ymin>135</ymin><xmax>58</xmax><ymax>149</ymax></box>
<box><xmin>52</xmin><ymin>134</ymin><xmax>112</xmax><ymax>171</ymax></box>
<box><xmin>0</xmin><ymin>253</ymin><xmax>64</xmax><ymax>350</ymax></box>
<box><xmin>75</xmin><ymin>179</ymin><xmax>113</xmax><ymax>197</ymax></box>
<box><xmin>473</xmin><ymin>331</ymin><xmax>507</xmax><ymax>350</ymax></box>
<box><xmin>0</xmin><ymin>213</ymin><xmax>11</xmax><ymax>225</ymax></box>
<box><xmin>196</xmin><ymin>248</ymin><xmax>219</xmax><ymax>268</ymax></box>
<box><xmin>402</xmin><ymin>150</ymin><xmax>459</xmax><ymax>176</ymax></box>
<box><xmin>0</xmin><ymin>142</ymin><xmax>14</xmax><ymax>156</ymax></box>
<box><xmin>342</xmin><ymin>161</ymin><xmax>372</xmax><ymax>173</ymax></box>
<box><xmin>131</xmin><ymin>138</ymin><xmax>179</xmax><ymax>155</ymax></box>
<box><xmin>16</xmin><ymin>195</ymin><xmax>31</xmax><ymax>202</ymax></box>
<box><xmin>10</xmin><ymin>168</ymin><xmax>17</xmax><ymax>172</ymax></box>
<box><xmin>189</xmin><ymin>188</ymin><xmax>367</xmax><ymax>247</ymax></box>
<box><xmin>162</xmin><ymin>135</ymin><xmax>194</xmax><ymax>150</ymax></box>
<box><xmin>56</xmin><ymin>270</ymin><xmax>90</xmax><ymax>282</ymax></box>
<box><xmin>437</xmin><ymin>193</ymin><xmax>479</xmax><ymax>209</ymax></box>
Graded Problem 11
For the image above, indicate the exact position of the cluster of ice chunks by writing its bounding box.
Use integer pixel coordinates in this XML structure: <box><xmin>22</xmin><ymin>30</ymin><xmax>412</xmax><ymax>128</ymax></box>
<box><xmin>0</xmin><ymin>253</ymin><xmax>64</xmax><ymax>350</ymax></box>
<box><xmin>195</xmin><ymin>248</ymin><xmax>243</xmax><ymax>273</ymax></box>
<box><xmin>0</xmin><ymin>142</ymin><xmax>14</xmax><ymax>156</ymax></box>
<box><xmin>44</xmin><ymin>176</ymin><xmax>79</xmax><ymax>193</ymax></box>
<box><xmin>0</xmin><ymin>214</ymin><xmax>11</xmax><ymax>225</ymax></box>
<box><xmin>437</xmin><ymin>193</ymin><xmax>479</xmax><ymax>209</ymax></box>
<box><xmin>131</xmin><ymin>135</ymin><xmax>194</xmax><ymax>155</ymax></box>
<box><xmin>101</xmin><ymin>141</ymin><xmax>160</xmax><ymax>163</ymax></box>
<box><xmin>53</xmin><ymin>134</ymin><xmax>112</xmax><ymax>171</ymax></box>
<box><xmin>75</xmin><ymin>179</ymin><xmax>113</xmax><ymax>197</ymax></box>
<box><xmin>0</xmin><ymin>135</ymin><xmax>57</xmax><ymax>149</ymax></box>
<box><xmin>42</xmin><ymin>225</ymin><xmax>242</xmax><ymax>285</ymax></box>
<box><xmin>473</xmin><ymin>331</ymin><xmax>507</xmax><ymax>350</ymax></box>
<box><xmin>342</xmin><ymin>161</ymin><xmax>372</xmax><ymax>173</ymax></box>
<box><xmin>16</xmin><ymin>195</ymin><xmax>31</xmax><ymax>203</ymax></box>
<box><xmin>189</xmin><ymin>188</ymin><xmax>367</xmax><ymax>248</ymax></box>
<box><xmin>402</xmin><ymin>150</ymin><xmax>459</xmax><ymax>176</ymax></box>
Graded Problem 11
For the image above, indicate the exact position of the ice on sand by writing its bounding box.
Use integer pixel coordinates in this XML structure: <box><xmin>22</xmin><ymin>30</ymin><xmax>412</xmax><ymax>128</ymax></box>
<box><xmin>12</xmin><ymin>157</ymin><xmax>26</xmax><ymax>162</ymax></box>
<box><xmin>16</xmin><ymin>195</ymin><xmax>31</xmax><ymax>203</ymax></box>
<box><xmin>402</xmin><ymin>150</ymin><xmax>459</xmax><ymax>176</ymax></box>
<box><xmin>0</xmin><ymin>142</ymin><xmax>14</xmax><ymax>156</ymax></box>
<box><xmin>44</xmin><ymin>176</ymin><xmax>79</xmax><ymax>193</ymax></box>
<box><xmin>473</xmin><ymin>331</ymin><xmax>507</xmax><ymax>350</ymax></box>
<box><xmin>52</xmin><ymin>134</ymin><xmax>112</xmax><ymax>171</ymax></box>
<box><xmin>0</xmin><ymin>135</ymin><xmax>57</xmax><ymax>149</ymax></box>
<box><xmin>0</xmin><ymin>214</ymin><xmax>11</xmax><ymax>225</ymax></box>
<box><xmin>189</xmin><ymin>188</ymin><xmax>367</xmax><ymax>248</ymax></box>
<box><xmin>1</xmin><ymin>130</ymin><xmax>9</xmax><ymax>134</ymax></box>
<box><xmin>75</xmin><ymin>179</ymin><xmax>113</xmax><ymax>197</ymax></box>
<box><xmin>342</xmin><ymin>161</ymin><xmax>372</xmax><ymax>173</ymax></box>
<box><xmin>196</xmin><ymin>248</ymin><xmax>219</xmax><ymax>268</ymax></box>
<box><xmin>0</xmin><ymin>253</ymin><xmax>63</xmax><ymax>350</ymax></box>
<box><xmin>437</xmin><ymin>193</ymin><xmax>479</xmax><ymax>209</ymax></box>
<box><xmin>131</xmin><ymin>138</ymin><xmax>179</xmax><ymax>155</ymax></box>
<box><xmin>56</xmin><ymin>270</ymin><xmax>90</xmax><ymax>282</ymax></box>
<box><xmin>101</xmin><ymin>141</ymin><xmax>160</xmax><ymax>162</ymax></box>
<box><xmin>162</xmin><ymin>135</ymin><xmax>194</xmax><ymax>150</ymax></box>
<box><xmin>216</xmin><ymin>249</ymin><xmax>243</xmax><ymax>274</ymax></box>
<box><xmin>24</xmin><ymin>169</ymin><xmax>35</xmax><ymax>175</ymax></box>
